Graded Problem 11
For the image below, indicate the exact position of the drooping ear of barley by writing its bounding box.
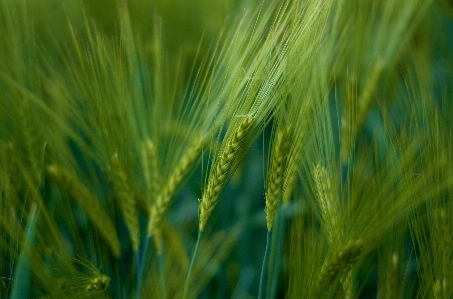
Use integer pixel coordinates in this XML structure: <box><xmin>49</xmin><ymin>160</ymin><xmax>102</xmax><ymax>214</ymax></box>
<box><xmin>199</xmin><ymin>115</ymin><xmax>254</xmax><ymax>231</ymax></box>
<box><xmin>46</xmin><ymin>165</ymin><xmax>121</xmax><ymax>257</ymax></box>
<box><xmin>265</xmin><ymin>128</ymin><xmax>291</xmax><ymax>231</ymax></box>
<box><xmin>313</xmin><ymin>239</ymin><xmax>363</xmax><ymax>298</ymax></box>
<box><xmin>147</xmin><ymin>137</ymin><xmax>203</xmax><ymax>251</ymax></box>
<box><xmin>110</xmin><ymin>153</ymin><xmax>140</xmax><ymax>252</ymax></box>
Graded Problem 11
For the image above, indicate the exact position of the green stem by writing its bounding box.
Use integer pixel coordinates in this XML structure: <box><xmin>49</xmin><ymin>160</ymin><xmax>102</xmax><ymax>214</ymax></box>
<box><xmin>135</xmin><ymin>250</ymin><xmax>141</xmax><ymax>298</ymax></box>
<box><xmin>258</xmin><ymin>230</ymin><xmax>272</xmax><ymax>299</ymax></box>
<box><xmin>267</xmin><ymin>207</ymin><xmax>285</xmax><ymax>298</ymax></box>
<box><xmin>11</xmin><ymin>204</ymin><xmax>37</xmax><ymax>299</ymax></box>
<box><xmin>157</xmin><ymin>253</ymin><xmax>167</xmax><ymax>299</ymax></box>
<box><xmin>135</xmin><ymin>235</ymin><xmax>152</xmax><ymax>299</ymax></box>
<box><xmin>183</xmin><ymin>230</ymin><xmax>203</xmax><ymax>299</ymax></box>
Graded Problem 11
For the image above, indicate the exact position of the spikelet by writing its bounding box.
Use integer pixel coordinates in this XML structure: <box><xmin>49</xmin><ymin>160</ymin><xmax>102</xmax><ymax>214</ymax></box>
<box><xmin>199</xmin><ymin>116</ymin><xmax>254</xmax><ymax>231</ymax></box>
<box><xmin>265</xmin><ymin>128</ymin><xmax>291</xmax><ymax>231</ymax></box>
<box><xmin>313</xmin><ymin>239</ymin><xmax>363</xmax><ymax>298</ymax></box>
<box><xmin>110</xmin><ymin>154</ymin><xmax>139</xmax><ymax>252</ymax></box>
<box><xmin>46</xmin><ymin>165</ymin><xmax>121</xmax><ymax>257</ymax></box>
<box><xmin>341</xmin><ymin>270</ymin><xmax>353</xmax><ymax>299</ymax></box>
<box><xmin>147</xmin><ymin>137</ymin><xmax>203</xmax><ymax>249</ymax></box>
<box><xmin>282</xmin><ymin>169</ymin><xmax>297</xmax><ymax>207</ymax></box>
<box><xmin>140</xmin><ymin>139</ymin><xmax>161</xmax><ymax>207</ymax></box>
<box><xmin>313</xmin><ymin>164</ymin><xmax>340</xmax><ymax>243</ymax></box>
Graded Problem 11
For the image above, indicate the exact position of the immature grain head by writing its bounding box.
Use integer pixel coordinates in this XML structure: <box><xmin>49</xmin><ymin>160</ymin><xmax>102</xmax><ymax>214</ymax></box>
<box><xmin>313</xmin><ymin>164</ymin><xmax>340</xmax><ymax>243</ymax></box>
<box><xmin>265</xmin><ymin>128</ymin><xmax>291</xmax><ymax>231</ymax></box>
<box><xmin>199</xmin><ymin>116</ymin><xmax>255</xmax><ymax>231</ymax></box>
<box><xmin>282</xmin><ymin>169</ymin><xmax>297</xmax><ymax>207</ymax></box>
<box><xmin>147</xmin><ymin>137</ymin><xmax>203</xmax><ymax>249</ymax></box>
<box><xmin>341</xmin><ymin>270</ymin><xmax>353</xmax><ymax>299</ymax></box>
<box><xmin>140</xmin><ymin>139</ymin><xmax>160</xmax><ymax>206</ymax></box>
<box><xmin>313</xmin><ymin>239</ymin><xmax>363</xmax><ymax>298</ymax></box>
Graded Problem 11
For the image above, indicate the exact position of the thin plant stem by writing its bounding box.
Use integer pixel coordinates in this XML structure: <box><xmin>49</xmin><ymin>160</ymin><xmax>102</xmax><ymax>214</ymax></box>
<box><xmin>135</xmin><ymin>235</ymin><xmax>152</xmax><ymax>299</ymax></box>
<box><xmin>258</xmin><ymin>230</ymin><xmax>272</xmax><ymax>299</ymax></box>
<box><xmin>183</xmin><ymin>229</ymin><xmax>203</xmax><ymax>299</ymax></box>
<box><xmin>157</xmin><ymin>253</ymin><xmax>167</xmax><ymax>299</ymax></box>
<box><xmin>11</xmin><ymin>204</ymin><xmax>37</xmax><ymax>299</ymax></box>
<box><xmin>135</xmin><ymin>250</ymin><xmax>141</xmax><ymax>299</ymax></box>
<box><xmin>267</xmin><ymin>207</ymin><xmax>285</xmax><ymax>298</ymax></box>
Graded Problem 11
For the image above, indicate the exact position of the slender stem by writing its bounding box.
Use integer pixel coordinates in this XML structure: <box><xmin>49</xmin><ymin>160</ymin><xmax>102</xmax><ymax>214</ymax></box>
<box><xmin>11</xmin><ymin>204</ymin><xmax>37</xmax><ymax>299</ymax></box>
<box><xmin>258</xmin><ymin>230</ymin><xmax>272</xmax><ymax>299</ymax></box>
<box><xmin>135</xmin><ymin>235</ymin><xmax>151</xmax><ymax>299</ymax></box>
<box><xmin>157</xmin><ymin>253</ymin><xmax>167</xmax><ymax>299</ymax></box>
<box><xmin>267</xmin><ymin>207</ymin><xmax>285</xmax><ymax>298</ymax></box>
<box><xmin>135</xmin><ymin>250</ymin><xmax>141</xmax><ymax>299</ymax></box>
<box><xmin>140</xmin><ymin>235</ymin><xmax>151</xmax><ymax>276</ymax></box>
<box><xmin>183</xmin><ymin>230</ymin><xmax>203</xmax><ymax>299</ymax></box>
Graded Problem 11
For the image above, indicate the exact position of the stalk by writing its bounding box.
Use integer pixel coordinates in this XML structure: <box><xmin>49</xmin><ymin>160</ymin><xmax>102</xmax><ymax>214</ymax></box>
<box><xmin>157</xmin><ymin>253</ymin><xmax>167</xmax><ymax>299</ymax></box>
<box><xmin>183</xmin><ymin>230</ymin><xmax>203</xmax><ymax>299</ymax></box>
<box><xmin>267</xmin><ymin>207</ymin><xmax>285</xmax><ymax>298</ymax></box>
<box><xmin>135</xmin><ymin>250</ymin><xmax>141</xmax><ymax>299</ymax></box>
<box><xmin>11</xmin><ymin>204</ymin><xmax>37</xmax><ymax>299</ymax></box>
<box><xmin>135</xmin><ymin>235</ymin><xmax>151</xmax><ymax>299</ymax></box>
<box><xmin>258</xmin><ymin>230</ymin><xmax>272</xmax><ymax>299</ymax></box>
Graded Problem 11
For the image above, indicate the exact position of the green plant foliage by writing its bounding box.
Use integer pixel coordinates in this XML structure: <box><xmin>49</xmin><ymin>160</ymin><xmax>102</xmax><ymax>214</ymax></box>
<box><xmin>1</xmin><ymin>0</ymin><xmax>453</xmax><ymax>298</ymax></box>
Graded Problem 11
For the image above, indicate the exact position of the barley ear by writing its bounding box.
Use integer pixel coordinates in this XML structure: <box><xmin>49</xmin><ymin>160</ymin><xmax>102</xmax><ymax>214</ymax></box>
<box><xmin>140</xmin><ymin>139</ymin><xmax>160</xmax><ymax>206</ymax></box>
<box><xmin>313</xmin><ymin>164</ymin><xmax>340</xmax><ymax>243</ymax></box>
<box><xmin>46</xmin><ymin>165</ymin><xmax>121</xmax><ymax>257</ymax></box>
<box><xmin>265</xmin><ymin>128</ymin><xmax>291</xmax><ymax>231</ymax></box>
<box><xmin>199</xmin><ymin>116</ymin><xmax>254</xmax><ymax>231</ymax></box>
<box><xmin>313</xmin><ymin>239</ymin><xmax>363</xmax><ymax>298</ymax></box>
<box><xmin>341</xmin><ymin>270</ymin><xmax>353</xmax><ymax>299</ymax></box>
<box><xmin>148</xmin><ymin>137</ymin><xmax>203</xmax><ymax>245</ymax></box>
<box><xmin>110</xmin><ymin>154</ymin><xmax>140</xmax><ymax>251</ymax></box>
<box><xmin>282</xmin><ymin>169</ymin><xmax>297</xmax><ymax>207</ymax></box>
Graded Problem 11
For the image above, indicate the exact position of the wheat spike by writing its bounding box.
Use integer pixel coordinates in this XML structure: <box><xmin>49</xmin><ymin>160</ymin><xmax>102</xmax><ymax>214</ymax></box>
<box><xmin>147</xmin><ymin>137</ymin><xmax>203</xmax><ymax>244</ymax></box>
<box><xmin>265</xmin><ymin>128</ymin><xmax>291</xmax><ymax>231</ymax></box>
<box><xmin>199</xmin><ymin>116</ymin><xmax>254</xmax><ymax>231</ymax></box>
<box><xmin>110</xmin><ymin>154</ymin><xmax>140</xmax><ymax>251</ymax></box>
<box><xmin>46</xmin><ymin>165</ymin><xmax>121</xmax><ymax>257</ymax></box>
<box><xmin>313</xmin><ymin>239</ymin><xmax>363</xmax><ymax>298</ymax></box>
